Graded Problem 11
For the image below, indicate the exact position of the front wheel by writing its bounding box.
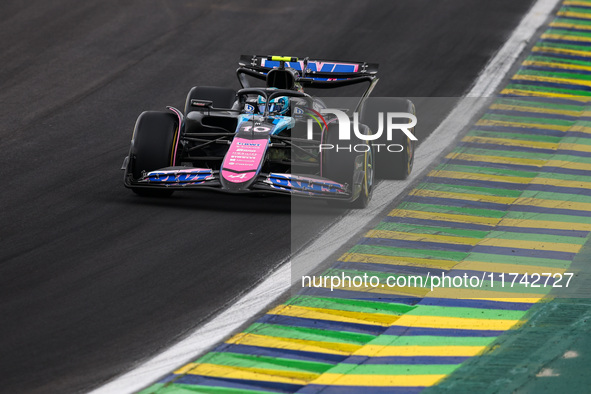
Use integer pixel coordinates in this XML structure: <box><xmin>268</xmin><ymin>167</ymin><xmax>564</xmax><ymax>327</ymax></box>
<box><xmin>350</xmin><ymin>147</ymin><xmax>374</xmax><ymax>209</ymax></box>
<box><xmin>127</xmin><ymin>111</ymin><xmax>178</xmax><ymax>197</ymax></box>
<box><xmin>321</xmin><ymin>123</ymin><xmax>374</xmax><ymax>209</ymax></box>
<box><xmin>361</xmin><ymin>97</ymin><xmax>416</xmax><ymax>180</ymax></box>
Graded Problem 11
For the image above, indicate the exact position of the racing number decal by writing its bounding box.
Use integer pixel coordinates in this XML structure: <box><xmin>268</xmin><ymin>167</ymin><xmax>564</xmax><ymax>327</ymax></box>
<box><xmin>241</xmin><ymin>125</ymin><xmax>271</xmax><ymax>133</ymax></box>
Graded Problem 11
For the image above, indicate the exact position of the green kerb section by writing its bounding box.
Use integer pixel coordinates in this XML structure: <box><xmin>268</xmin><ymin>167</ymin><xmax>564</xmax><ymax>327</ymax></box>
<box><xmin>418</xmin><ymin>182</ymin><xmax>524</xmax><ymax>197</ymax></box>
<box><xmin>368</xmin><ymin>335</ymin><xmax>496</xmax><ymax>347</ymax></box>
<box><xmin>482</xmin><ymin>113</ymin><xmax>574</xmax><ymax>128</ymax></box>
<box><xmin>285</xmin><ymin>295</ymin><xmax>415</xmax><ymax>315</ymax></box>
<box><xmin>506</xmin><ymin>84</ymin><xmax>591</xmax><ymax>96</ymax></box>
<box><xmin>325</xmin><ymin>363</ymin><xmax>460</xmax><ymax>375</ymax></box>
<box><xmin>243</xmin><ymin>323</ymin><xmax>376</xmax><ymax>345</ymax></box>
<box><xmin>451</xmin><ymin>146</ymin><xmax>555</xmax><ymax>160</ymax></box>
<box><xmin>485</xmin><ymin>231</ymin><xmax>585</xmax><ymax>245</ymax></box>
<box><xmin>403</xmin><ymin>305</ymin><xmax>526</xmax><ymax>320</ymax></box>
<box><xmin>375</xmin><ymin>222</ymin><xmax>489</xmax><ymax>238</ymax></box>
<box><xmin>349</xmin><ymin>244</ymin><xmax>468</xmax><ymax>261</ymax></box>
<box><xmin>397</xmin><ymin>202</ymin><xmax>506</xmax><ymax>218</ymax></box>
<box><xmin>517</xmin><ymin>68</ymin><xmax>591</xmax><ymax>82</ymax></box>
<box><xmin>435</xmin><ymin>163</ymin><xmax>540</xmax><ymax>178</ymax></box>
<box><xmin>195</xmin><ymin>352</ymin><xmax>333</xmax><ymax>374</ymax></box>
<box><xmin>466</xmin><ymin>253</ymin><xmax>572</xmax><ymax>268</ymax></box>
<box><xmin>494</xmin><ymin>96</ymin><xmax>584</xmax><ymax>111</ymax></box>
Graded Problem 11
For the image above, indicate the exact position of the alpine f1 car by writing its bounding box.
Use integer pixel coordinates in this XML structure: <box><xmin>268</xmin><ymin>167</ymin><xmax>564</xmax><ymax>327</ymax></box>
<box><xmin>122</xmin><ymin>55</ymin><xmax>416</xmax><ymax>208</ymax></box>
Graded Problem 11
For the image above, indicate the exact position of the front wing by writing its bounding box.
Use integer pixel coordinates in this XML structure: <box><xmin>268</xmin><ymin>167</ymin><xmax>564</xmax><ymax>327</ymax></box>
<box><xmin>124</xmin><ymin>167</ymin><xmax>351</xmax><ymax>199</ymax></box>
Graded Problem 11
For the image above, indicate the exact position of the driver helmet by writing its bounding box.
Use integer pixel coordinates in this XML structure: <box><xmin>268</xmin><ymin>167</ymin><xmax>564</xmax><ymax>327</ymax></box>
<box><xmin>257</xmin><ymin>89</ymin><xmax>289</xmax><ymax>115</ymax></box>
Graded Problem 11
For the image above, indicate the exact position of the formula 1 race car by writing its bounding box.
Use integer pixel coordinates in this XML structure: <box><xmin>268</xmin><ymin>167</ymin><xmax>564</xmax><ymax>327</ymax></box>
<box><xmin>122</xmin><ymin>55</ymin><xmax>416</xmax><ymax>208</ymax></box>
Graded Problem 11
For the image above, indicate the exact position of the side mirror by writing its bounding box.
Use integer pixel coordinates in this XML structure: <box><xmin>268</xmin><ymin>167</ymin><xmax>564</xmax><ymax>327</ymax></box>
<box><xmin>190</xmin><ymin>99</ymin><xmax>213</xmax><ymax>109</ymax></box>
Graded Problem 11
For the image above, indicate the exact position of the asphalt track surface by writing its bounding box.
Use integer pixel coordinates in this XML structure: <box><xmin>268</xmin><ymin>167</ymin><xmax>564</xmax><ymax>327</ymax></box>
<box><xmin>0</xmin><ymin>1</ymin><xmax>536</xmax><ymax>393</ymax></box>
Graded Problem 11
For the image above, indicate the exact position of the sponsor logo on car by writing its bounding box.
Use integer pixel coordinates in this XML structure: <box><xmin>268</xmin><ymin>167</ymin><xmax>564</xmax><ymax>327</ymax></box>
<box><xmin>226</xmin><ymin>173</ymin><xmax>249</xmax><ymax>179</ymax></box>
<box><xmin>236</xmin><ymin>142</ymin><xmax>261</xmax><ymax>147</ymax></box>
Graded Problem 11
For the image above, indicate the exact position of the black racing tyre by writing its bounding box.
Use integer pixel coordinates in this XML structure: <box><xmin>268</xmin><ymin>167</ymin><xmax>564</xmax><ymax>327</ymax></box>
<box><xmin>350</xmin><ymin>145</ymin><xmax>374</xmax><ymax>209</ymax></box>
<box><xmin>321</xmin><ymin>123</ymin><xmax>374</xmax><ymax>208</ymax></box>
<box><xmin>184</xmin><ymin>86</ymin><xmax>237</xmax><ymax>115</ymax></box>
<box><xmin>129</xmin><ymin>111</ymin><xmax>178</xmax><ymax>197</ymax></box>
<box><xmin>361</xmin><ymin>97</ymin><xmax>416</xmax><ymax>180</ymax></box>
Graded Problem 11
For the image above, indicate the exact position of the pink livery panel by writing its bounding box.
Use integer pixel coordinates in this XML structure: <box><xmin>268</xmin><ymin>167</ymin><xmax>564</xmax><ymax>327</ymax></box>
<box><xmin>221</xmin><ymin>137</ymin><xmax>269</xmax><ymax>183</ymax></box>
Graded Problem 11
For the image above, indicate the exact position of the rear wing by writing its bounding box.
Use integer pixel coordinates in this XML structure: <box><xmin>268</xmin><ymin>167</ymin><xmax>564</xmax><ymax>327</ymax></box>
<box><xmin>237</xmin><ymin>54</ymin><xmax>379</xmax><ymax>90</ymax></box>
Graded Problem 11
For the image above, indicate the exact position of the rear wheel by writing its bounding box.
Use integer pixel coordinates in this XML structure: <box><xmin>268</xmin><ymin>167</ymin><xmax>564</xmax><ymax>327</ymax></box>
<box><xmin>361</xmin><ymin>97</ymin><xmax>416</xmax><ymax>180</ymax></box>
<box><xmin>184</xmin><ymin>86</ymin><xmax>237</xmax><ymax>115</ymax></box>
<box><xmin>129</xmin><ymin>111</ymin><xmax>178</xmax><ymax>197</ymax></box>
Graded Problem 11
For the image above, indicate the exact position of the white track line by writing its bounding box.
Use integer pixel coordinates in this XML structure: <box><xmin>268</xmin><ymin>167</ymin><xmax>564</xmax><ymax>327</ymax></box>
<box><xmin>90</xmin><ymin>1</ymin><xmax>560</xmax><ymax>392</ymax></box>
